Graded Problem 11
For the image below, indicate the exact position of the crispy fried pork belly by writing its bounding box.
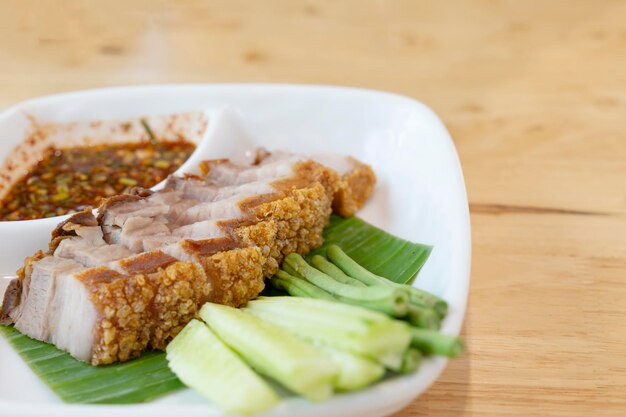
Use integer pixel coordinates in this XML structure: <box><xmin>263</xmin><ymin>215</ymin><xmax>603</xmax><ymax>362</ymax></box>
<box><xmin>9</xmin><ymin>257</ymin><xmax>86</xmax><ymax>345</ymax></box>
<box><xmin>55</xmin><ymin>233</ymin><xmax>135</xmax><ymax>267</ymax></box>
<box><xmin>196</xmin><ymin>157</ymin><xmax>340</xmax><ymax>250</ymax></box>
<box><xmin>7</xmin><ymin>249</ymin><xmax>224</xmax><ymax>364</ymax></box>
<box><xmin>251</xmin><ymin>150</ymin><xmax>376</xmax><ymax>217</ymax></box>
<box><xmin>2</xmin><ymin>150</ymin><xmax>375</xmax><ymax>365</ymax></box>
<box><xmin>101</xmin><ymin>157</ymin><xmax>339</xmax><ymax>276</ymax></box>
<box><xmin>324</xmin><ymin>156</ymin><xmax>376</xmax><ymax>217</ymax></box>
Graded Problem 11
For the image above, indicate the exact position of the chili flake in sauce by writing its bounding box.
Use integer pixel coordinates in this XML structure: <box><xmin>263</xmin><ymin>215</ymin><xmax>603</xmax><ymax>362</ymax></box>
<box><xmin>0</xmin><ymin>141</ymin><xmax>195</xmax><ymax>221</ymax></box>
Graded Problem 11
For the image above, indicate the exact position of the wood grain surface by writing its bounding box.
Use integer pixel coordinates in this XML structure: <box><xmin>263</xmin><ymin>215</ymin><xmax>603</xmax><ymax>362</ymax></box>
<box><xmin>0</xmin><ymin>1</ymin><xmax>624</xmax><ymax>416</ymax></box>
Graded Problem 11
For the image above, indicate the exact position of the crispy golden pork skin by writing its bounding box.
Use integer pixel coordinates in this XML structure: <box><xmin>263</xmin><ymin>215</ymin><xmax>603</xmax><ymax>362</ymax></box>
<box><xmin>2</xmin><ymin>152</ymin><xmax>374</xmax><ymax>365</ymax></box>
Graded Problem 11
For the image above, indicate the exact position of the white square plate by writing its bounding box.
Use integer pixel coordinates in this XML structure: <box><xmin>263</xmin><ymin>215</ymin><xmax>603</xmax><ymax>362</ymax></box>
<box><xmin>0</xmin><ymin>84</ymin><xmax>471</xmax><ymax>417</ymax></box>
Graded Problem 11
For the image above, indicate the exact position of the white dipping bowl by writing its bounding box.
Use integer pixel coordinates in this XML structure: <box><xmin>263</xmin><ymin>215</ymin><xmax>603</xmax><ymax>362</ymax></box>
<box><xmin>0</xmin><ymin>100</ymin><xmax>211</xmax><ymax>278</ymax></box>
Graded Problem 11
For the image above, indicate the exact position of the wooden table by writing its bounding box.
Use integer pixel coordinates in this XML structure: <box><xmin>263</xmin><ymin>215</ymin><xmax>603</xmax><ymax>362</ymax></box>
<box><xmin>1</xmin><ymin>1</ymin><xmax>624</xmax><ymax>415</ymax></box>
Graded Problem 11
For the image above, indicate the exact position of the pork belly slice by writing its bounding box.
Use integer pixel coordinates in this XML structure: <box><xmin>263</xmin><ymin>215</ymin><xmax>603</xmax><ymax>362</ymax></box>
<box><xmin>99</xmin><ymin>159</ymin><xmax>336</xmax><ymax>274</ymax></box>
<box><xmin>1</xmin><ymin>209</ymin><xmax>242</xmax><ymax>362</ymax></box>
<box><xmin>160</xmin><ymin>217</ymin><xmax>278</xmax><ymax>278</ymax></box>
<box><xmin>6</xmin><ymin>258</ymin><xmax>212</xmax><ymax>364</ymax></box>
<box><xmin>199</xmin><ymin>156</ymin><xmax>304</xmax><ymax>186</ymax></box>
<box><xmin>195</xmin><ymin>158</ymin><xmax>340</xmax><ymax>253</ymax></box>
<box><xmin>96</xmin><ymin>188</ymin><xmax>281</xmax><ymax>278</ymax></box>
<box><xmin>249</xmin><ymin>180</ymin><xmax>333</xmax><ymax>258</ymax></box>
<box><xmin>191</xmin><ymin>158</ymin><xmax>340</xmax><ymax>230</ymax></box>
<box><xmin>98</xmin><ymin>185</ymin><xmax>254</xmax><ymax>254</ymax></box>
<box><xmin>64</xmin><ymin>262</ymin><xmax>213</xmax><ymax>364</ymax></box>
<box><xmin>48</xmin><ymin>264</ymin><xmax>101</xmax><ymax>361</ymax></box>
<box><xmin>6</xmin><ymin>256</ymin><xmax>108</xmax><ymax>363</ymax></box>
<box><xmin>5</xmin><ymin>244</ymin><xmax>264</xmax><ymax>365</ymax></box>
<box><xmin>1</xmin><ymin>251</ymin><xmax>46</xmax><ymax>325</ymax></box>
<box><xmin>172</xmin><ymin>219</ymin><xmax>226</xmax><ymax>239</ymax></box>
<box><xmin>190</xmin><ymin>246</ymin><xmax>264</xmax><ymax>308</ymax></box>
<box><xmin>111</xmin><ymin>250</ymin><xmax>178</xmax><ymax>275</ymax></box>
<box><xmin>48</xmin><ymin>211</ymin><xmax>136</xmax><ymax>268</ymax></box>
<box><xmin>99</xmin><ymin>195</ymin><xmax>170</xmax><ymax>227</ymax></box>
<box><xmin>146</xmin><ymin>189</ymin><xmax>198</xmax><ymax>223</ymax></box>
<box><xmin>99</xmin><ymin>155</ymin><xmax>339</xmax><ymax>260</ymax></box>
<box><xmin>10</xmin><ymin>257</ymin><xmax>85</xmax><ymax>341</ymax></box>
<box><xmin>164</xmin><ymin>175</ymin><xmax>276</xmax><ymax>204</ymax></box>
<box><xmin>152</xmin><ymin>239</ymin><xmax>267</xmax><ymax>308</ymax></box>
<box><xmin>85</xmin><ymin>262</ymin><xmax>212</xmax><ymax>362</ymax></box>
<box><xmin>164</xmin><ymin>161</ymin><xmax>336</xmax><ymax>274</ymax></box>
<box><xmin>99</xmin><ymin>191</ymin><xmax>270</xmax><ymax>256</ymax></box>
<box><xmin>251</xmin><ymin>150</ymin><xmax>377</xmax><ymax>217</ymax></box>
<box><xmin>55</xmin><ymin>238</ymin><xmax>135</xmax><ymax>268</ymax></box>
<box><xmin>94</xmin><ymin>246</ymin><xmax>264</xmax><ymax>359</ymax></box>
<box><xmin>0</xmin><ymin>279</ymin><xmax>21</xmax><ymax>325</ymax></box>
<box><xmin>320</xmin><ymin>155</ymin><xmax>376</xmax><ymax>217</ymax></box>
<box><xmin>224</xmin><ymin>153</ymin><xmax>372</xmax><ymax>246</ymax></box>
<box><xmin>98</xmin><ymin>195</ymin><xmax>174</xmax><ymax>253</ymax></box>
<box><xmin>141</xmin><ymin>219</ymin><xmax>230</xmax><ymax>253</ymax></box>
<box><xmin>50</xmin><ymin>211</ymin><xmax>176</xmax><ymax>273</ymax></box>
<box><xmin>110</xmin><ymin>216</ymin><xmax>171</xmax><ymax>253</ymax></box>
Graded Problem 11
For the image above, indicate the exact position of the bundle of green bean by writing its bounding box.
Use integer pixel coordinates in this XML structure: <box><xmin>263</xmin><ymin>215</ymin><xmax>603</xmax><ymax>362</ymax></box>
<box><xmin>270</xmin><ymin>244</ymin><xmax>463</xmax><ymax>358</ymax></box>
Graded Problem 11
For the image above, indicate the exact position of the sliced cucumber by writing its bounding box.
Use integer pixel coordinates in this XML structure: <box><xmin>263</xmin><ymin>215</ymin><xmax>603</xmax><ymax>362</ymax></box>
<box><xmin>199</xmin><ymin>303</ymin><xmax>337</xmax><ymax>402</ymax></box>
<box><xmin>318</xmin><ymin>345</ymin><xmax>385</xmax><ymax>391</ymax></box>
<box><xmin>245</xmin><ymin>297</ymin><xmax>411</xmax><ymax>371</ymax></box>
<box><xmin>166</xmin><ymin>319</ymin><xmax>279</xmax><ymax>416</ymax></box>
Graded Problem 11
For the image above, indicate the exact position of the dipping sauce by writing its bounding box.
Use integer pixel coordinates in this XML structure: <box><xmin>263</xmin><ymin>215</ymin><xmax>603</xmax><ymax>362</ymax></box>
<box><xmin>0</xmin><ymin>141</ymin><xmax>195</xmax><ymax>221</ymax></box>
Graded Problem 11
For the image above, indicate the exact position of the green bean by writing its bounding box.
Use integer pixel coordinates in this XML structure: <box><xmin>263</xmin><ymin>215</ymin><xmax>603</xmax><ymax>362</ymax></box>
<box><xmin>399</xmin><ymin>348</ymin><xmax>422</xmax><ymax>373</ymax></box>
<box><xmin>284</xmin><ymin>253</ymin><xmax>409</xmax><ymax>317</ymax></box>
<box><xmin>311</xmin><ymin>255</ymin><xmax>366</xmax><ymax>287</ymax></box>
<box><xmin>410</xmin><ymin>328</ymin><xmax>465</xmax><ymax>358</ymax></box>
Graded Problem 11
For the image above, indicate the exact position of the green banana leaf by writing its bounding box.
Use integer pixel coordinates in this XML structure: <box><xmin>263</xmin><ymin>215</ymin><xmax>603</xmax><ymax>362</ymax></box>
<box><xmin>0</xmin><ymin>326</ymin><xmax>183</xmax><ymax>403</ymax></box>
<box><xmin>309</xmin><ymin>215</ymin><xmax>432</xmax><ymax>284</ymax></box>
<box><xmin>0</xmin><ymin>215</ymin><xmax>431</xmax><ymax>404</ymax></box>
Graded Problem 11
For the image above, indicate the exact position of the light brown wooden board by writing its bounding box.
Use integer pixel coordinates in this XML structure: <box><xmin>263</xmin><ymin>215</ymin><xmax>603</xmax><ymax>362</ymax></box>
<box><xmin>0</xmin><ymin>1</ymin><xmax>624</xmax><ymax>416</ymax></box>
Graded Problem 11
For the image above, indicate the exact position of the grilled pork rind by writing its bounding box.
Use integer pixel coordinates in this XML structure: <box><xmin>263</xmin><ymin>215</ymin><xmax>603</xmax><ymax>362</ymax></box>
<box><xmin>84</xmin><ymin>261</ymin><xmax>212</xmax><ymax>364</ymax></box>
<box><xmin>246</xmin><ymin>161</ymin><xmax>338</xmax><ymax>266</ymax></box>
<box><xmin>330</xmin><ymin>157</ymin><xmax>377</xmax><ymax>217</ymax></box>
<box><xmin>247</xmin><ymin>150</ymin><xmax>376</xmax><ymax>217</ymax></box>
<box><xmin>4</xmin><ymin>152</ymin><xmax>373</xmax><ymax>365</ymax></box>
<box><xmin>6</xmin><ymin>248</ymin><xmax>261</xmax><ymax>365</ymax></box>
<box><xmin>76</xmin><ymin>247</ymin><xmax>262</xmax><ymax>364</ymax></box>
<box><xmin>158</xmin><ymin>158</ymin><xmax>339</xmax><ymax>277</ymax></box>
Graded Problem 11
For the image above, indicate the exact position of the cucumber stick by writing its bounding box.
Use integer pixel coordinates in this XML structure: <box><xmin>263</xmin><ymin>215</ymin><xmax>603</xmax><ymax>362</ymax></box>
<box><xmin>166</xmin><ymin>319</ymin><xmax>279</xmax><ymax>416</ymax></box>
<box><xmin>245</xmin><ymin>297</ymin><xmax>411</xmax><ymax>371</ymax></box>
<box><xmin>199</xmin><ymin>303</ymin><xmax>337</xmax><ymax>402</ymax></box>
<box><xmin>318</xmin><ymin>345</ymin><xmax>385</xmax><ymax>391</ymax></box>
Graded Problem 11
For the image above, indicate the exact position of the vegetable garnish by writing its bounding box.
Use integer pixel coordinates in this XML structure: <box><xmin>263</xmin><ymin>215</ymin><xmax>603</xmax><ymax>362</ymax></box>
<box><xmin>166</xmin><ymin>319</ymin><xmax>279</xmax><ymax>416</ymax></box>
<box><xmin>165</xmin><ymin>296</ymin><xmax>411</xmax><ymax>414</ymax></box>
<box><xmin>246</xmin><ymin>297</ymin><xmax>412</xmax><ymax>371</ymax></box>
<box><xmin>199</xmin><ymin>303</ymin><xmax>337</xmax><ymax>402</ymax></box>
<box><xmin>410</xmin><ymin>327</ymin><xmax>465</xmax><ymax>358</ymax></box>
<box><xmin>270</xmin><ymin>245</ymin><xmax>447</xmax><ymax>331</ymax></box>
<box><xmin>326</xmin><ymin>244</ymin><xmax>448</xmax><ymax>318</ymax></box>
<box><xmin>0</xmin><ymin>216</ymin><xmax>440</xmax><ymax>405</ymax></box>
<box><xmin>164</xmin><ymin>283</ymin><xmax>463</xmax><ymax>416</ymax></box>
<box><xmin>309</xmin><ymin>215</ymin><xmax>432</xmax><ymax>285</ymax></box>
<box><xmin>283</xmin><ymin>253</ymin><xmax>409</xmax><ymax>317</ymax></box>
